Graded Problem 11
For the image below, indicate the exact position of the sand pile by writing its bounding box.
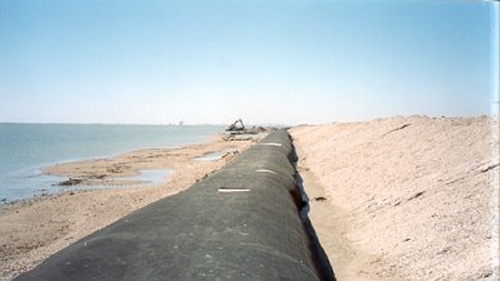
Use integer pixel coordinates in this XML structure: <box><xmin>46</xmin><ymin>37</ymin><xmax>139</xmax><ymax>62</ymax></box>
<box><xmin>290</xmin><ymin>115</ymin><xmax>498</xmax><ymax>281</ymax></box>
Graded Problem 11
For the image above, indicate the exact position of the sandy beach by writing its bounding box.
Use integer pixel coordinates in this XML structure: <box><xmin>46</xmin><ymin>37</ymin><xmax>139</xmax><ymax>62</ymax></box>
<box><xmin>1</xmin><ymin>115</ymin><xmax>498</xmax><ymax>280</ymax></box>
<box><xmin>0</xmin><ymin>134</ymin><xmax>259</xmax><ymax>280</ymax></box>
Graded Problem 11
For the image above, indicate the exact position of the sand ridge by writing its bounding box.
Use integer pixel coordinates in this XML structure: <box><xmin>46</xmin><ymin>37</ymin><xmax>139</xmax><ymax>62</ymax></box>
<box><xmin>290</xmin><ymin>115</ymin><xmax>499</xmax><ymax>280</ymax></box>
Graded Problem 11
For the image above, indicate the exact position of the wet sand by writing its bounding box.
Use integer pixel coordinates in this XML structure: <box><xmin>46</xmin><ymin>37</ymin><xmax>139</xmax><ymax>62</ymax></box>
<box><xmin>0</xmin><ymin>135</ymin><xmax>259</xmax><ymax>280</ymax></box>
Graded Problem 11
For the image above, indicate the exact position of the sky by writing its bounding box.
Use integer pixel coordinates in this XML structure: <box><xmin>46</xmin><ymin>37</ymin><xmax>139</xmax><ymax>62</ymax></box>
<box><xmin>0</xmin><ymin>0</ymin><xmax>498</xmax><ymax>125</ymax></box>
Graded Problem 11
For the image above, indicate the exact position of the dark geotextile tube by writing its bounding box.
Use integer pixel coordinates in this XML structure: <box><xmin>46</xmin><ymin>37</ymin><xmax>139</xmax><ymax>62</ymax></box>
<box><xmin>15</xmin><ymin>129</ymin><xmax>335</xmax><ymax>281</ymax></box>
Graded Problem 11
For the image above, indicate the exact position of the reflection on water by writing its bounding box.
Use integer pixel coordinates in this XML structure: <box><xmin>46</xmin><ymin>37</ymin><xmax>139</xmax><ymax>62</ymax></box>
<box><xmin>126</xmin><ymin>169</ymin><xmax>175</xmax><ymax>185</ymax></box>
<box><xmin>196</xmin><ymin>149</ymin><xmax>236</xmax><ymax>161</ymax></box>
<box><xmin>0</xmin><ymin>169</ymin><xmax>175</xmax><ymax>204</ymax></box>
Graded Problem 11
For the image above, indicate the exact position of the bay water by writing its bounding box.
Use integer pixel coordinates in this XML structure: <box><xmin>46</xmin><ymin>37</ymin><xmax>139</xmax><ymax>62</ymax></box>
<box><xmin>0</xmin><ymin>123</ymin><xmax>224</xmax><ymax>202</ymax></box>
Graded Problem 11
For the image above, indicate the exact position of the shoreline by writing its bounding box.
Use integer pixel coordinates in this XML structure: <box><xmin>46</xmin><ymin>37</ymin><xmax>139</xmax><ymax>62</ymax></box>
<box><xmin>2</xmin><ymin>115</ymin><xmax>498</xmax><ymax>280</ymax></box>
<box><xmin>0</xmin><ymin>125</ymin><xmax>227</xmax><ymax>204</ymax></box>
<box><xmin>0</xmin><ymin>134</ymin><xmax>262</xmax><ymax>280</ymax></box>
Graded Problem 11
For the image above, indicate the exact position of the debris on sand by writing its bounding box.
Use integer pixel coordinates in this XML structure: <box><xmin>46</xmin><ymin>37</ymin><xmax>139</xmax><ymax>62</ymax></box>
<box><xmin>56</xmin><ymin>178</ymin><xmax>83</xmax><ymax>186</ymax></box>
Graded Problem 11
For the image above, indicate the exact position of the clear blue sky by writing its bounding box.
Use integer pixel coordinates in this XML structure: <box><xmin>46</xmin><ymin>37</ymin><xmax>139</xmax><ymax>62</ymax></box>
<box><xmin>0</xmin><ymin>0</ymin><xmax>497</xmax><ymax>125</ymax></box>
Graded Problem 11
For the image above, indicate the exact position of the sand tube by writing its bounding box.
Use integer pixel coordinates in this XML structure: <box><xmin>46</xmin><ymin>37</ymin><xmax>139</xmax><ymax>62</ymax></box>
<box><xmin>14</xmin><ymin>129</ymin><xmax>333</xmax><ymax>281</ymax></box>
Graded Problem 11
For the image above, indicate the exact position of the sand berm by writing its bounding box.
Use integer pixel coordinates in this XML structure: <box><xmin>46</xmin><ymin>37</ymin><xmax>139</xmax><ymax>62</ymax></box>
<box><xmin>1</xmin><ymin>115</ymin><xmax>498</xmax><ymax>280</ymax></box>
<box><xmin>289</xmin><ymin>115</ymin><xmax>498</xmax><ymax>280</ymax></box>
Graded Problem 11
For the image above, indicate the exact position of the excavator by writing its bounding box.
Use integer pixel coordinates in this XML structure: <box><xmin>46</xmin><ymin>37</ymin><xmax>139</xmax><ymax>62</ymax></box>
<box><xmin>226</xmin><ymin>118</ymin><xmax>245</xmax><ymax>132</ymax></box>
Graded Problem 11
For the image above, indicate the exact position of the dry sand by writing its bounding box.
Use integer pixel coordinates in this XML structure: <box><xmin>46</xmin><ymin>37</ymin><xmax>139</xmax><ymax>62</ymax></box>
<box><xmin>0</xmin><ymin>135</ymin><xmax>259</xmax><ymax>280</ymax></box>
<box><xmin>290</xmin><ymin>115</ymin><xmax>499</xmax><ymax>281</ymax></box>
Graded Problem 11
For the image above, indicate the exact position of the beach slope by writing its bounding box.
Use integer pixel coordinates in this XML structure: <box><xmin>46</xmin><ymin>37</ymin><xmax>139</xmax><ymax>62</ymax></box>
<box><xmin>289</xmin><ymin>115</ymin><xmax>498</xmax><ymax>280</ymax></box>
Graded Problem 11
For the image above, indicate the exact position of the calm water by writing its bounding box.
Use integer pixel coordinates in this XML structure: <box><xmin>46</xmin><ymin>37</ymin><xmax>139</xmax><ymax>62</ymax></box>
<box><xmin>0</xmin><ymin>123</ymin><xmax>224</xmax><ymax>202</ymax></box>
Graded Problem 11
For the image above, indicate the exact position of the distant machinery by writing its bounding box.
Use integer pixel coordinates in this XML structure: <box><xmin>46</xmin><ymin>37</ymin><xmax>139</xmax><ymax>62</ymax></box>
<box><xmin>226</xmin><ymin>119</ymin><xmax>245</xmax><ymax>132</ymax></box>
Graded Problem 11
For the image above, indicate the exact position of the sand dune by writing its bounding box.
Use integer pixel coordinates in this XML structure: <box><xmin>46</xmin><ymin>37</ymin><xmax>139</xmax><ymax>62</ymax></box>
<box><xmin>290</xmin><ymin>115</ymin><xmax>499</xmax><ymax>280</ymax></box>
